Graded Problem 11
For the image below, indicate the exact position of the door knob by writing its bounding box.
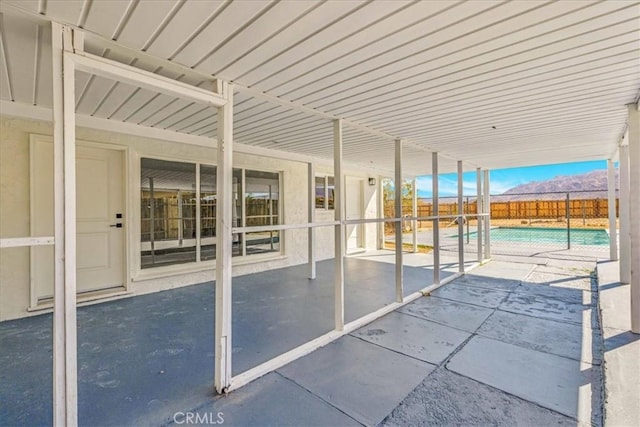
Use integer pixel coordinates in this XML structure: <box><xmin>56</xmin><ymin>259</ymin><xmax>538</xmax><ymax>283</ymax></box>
<box><xmin>110</xmin><ymin>223</ymin><xmax>123</xmax><ymax>228</ymax></box>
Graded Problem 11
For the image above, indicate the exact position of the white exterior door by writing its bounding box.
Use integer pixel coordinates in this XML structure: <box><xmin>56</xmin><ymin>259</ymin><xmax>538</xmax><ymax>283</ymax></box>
<box><xmin>75</xmin><ymin>146</ymin><xmax>125</xmax><ymax>293</ymax></box>
<box><xmin>345</xmin><ymin>177</ymin><xmax>364</xmax><ymax>253</ymax></box>
<box><xmin>31</xmin><ymin>138</ymin><xmax>125</xmax><ymax>302</ymax></box>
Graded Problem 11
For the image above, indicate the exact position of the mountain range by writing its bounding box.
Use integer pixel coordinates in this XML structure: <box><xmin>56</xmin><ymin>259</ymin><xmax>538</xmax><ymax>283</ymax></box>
<box><xmin>415</xmin><ymin>169</ymin><xmax>616</xmax><ymax>201</ymax></box>
<box><xmin>497</xmin><ymin>169</ymin><xmax>615</xmax><ymax>201</ymax></box>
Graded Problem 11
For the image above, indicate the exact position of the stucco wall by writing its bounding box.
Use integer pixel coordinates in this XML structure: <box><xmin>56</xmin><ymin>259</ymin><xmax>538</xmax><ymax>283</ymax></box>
<box><xmin>314</xmin><ymin>164</ymin><xmax>379</xmax><ymax>261</ymax></box>
<box><xmin>0</xmin><ymin>116</ymin><xmax>380</xmax><ymax>320</ymax></box>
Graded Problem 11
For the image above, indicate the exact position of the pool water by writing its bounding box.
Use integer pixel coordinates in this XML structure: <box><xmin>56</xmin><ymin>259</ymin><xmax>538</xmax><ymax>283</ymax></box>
<box><xmin>461</xmin><ymin>227</ymin><xmax>609</xmax><ymax>246</ymax></box>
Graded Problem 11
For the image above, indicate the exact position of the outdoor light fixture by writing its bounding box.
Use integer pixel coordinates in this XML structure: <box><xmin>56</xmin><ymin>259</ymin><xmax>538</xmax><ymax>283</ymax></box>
<box><xmin>368</xmin><ymin>177</ymin><xmax>376</xmax><ymax>186</ymax></box>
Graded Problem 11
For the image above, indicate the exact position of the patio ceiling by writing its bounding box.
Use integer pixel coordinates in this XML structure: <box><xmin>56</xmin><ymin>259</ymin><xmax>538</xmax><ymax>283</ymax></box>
<box><xmin>1</xmin><ymin>0</ymin><xmax>639</xmax><ymax>175</ymax></box>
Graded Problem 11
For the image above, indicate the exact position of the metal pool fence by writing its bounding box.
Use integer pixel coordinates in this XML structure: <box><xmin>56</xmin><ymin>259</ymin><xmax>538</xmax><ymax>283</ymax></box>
<box><xmin>384</xmin><ymin>189</ymin><xmax>615</xmax><ymax>253</ymax></box>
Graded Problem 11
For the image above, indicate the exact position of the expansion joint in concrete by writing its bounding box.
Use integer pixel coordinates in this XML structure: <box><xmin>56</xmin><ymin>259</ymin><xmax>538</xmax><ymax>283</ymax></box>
<box><xmin>272</xmin><ymin>371</ymin><xmax>365</xmax><ymax>426</ymax></box>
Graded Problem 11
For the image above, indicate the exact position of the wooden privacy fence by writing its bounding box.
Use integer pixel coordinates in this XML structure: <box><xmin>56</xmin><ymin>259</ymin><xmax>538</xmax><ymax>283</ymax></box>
<box><xmin>385</xmin><ymin>196</ymin><xmax>619</xmax><ymax>222</ymax></box>
<box><xmin>487</xmin><ymin>198</ymin><xmax>618</xmax><ymax>220</ymax></box>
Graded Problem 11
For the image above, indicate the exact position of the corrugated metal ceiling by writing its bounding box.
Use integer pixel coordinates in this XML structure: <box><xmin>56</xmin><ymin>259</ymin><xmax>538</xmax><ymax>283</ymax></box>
<box><xmin>1</xmin><ymin>0</ymin><xmax>638</xmax><ymax>175</ymax></box>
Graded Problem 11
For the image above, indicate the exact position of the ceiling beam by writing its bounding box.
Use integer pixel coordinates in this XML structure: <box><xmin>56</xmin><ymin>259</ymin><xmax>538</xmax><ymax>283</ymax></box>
<box><xmin>70</xmin><ymin>51</ymin><xmax>227</xmax><ymax>107</ymax></box>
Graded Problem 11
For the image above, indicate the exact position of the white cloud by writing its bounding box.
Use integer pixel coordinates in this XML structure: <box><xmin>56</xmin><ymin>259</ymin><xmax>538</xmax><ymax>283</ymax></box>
<box><xmin>416</xmin><ymin>174</ymin><xmax>524</xmax><ymax>197</ymax></box>
<box><xmin>416</xmin><ymin>175</ymin><xmax>477</xmax><ymax>197</ymax></box>
<box><xmin>490</xmin><ymin>180</ymin><xmax>520</xmax><ymax>194</ymax></box>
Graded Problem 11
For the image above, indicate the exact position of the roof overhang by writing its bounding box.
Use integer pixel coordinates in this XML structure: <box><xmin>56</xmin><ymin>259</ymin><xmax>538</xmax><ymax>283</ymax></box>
<box><xmin>1</xmin><ymin>0</ymin><xmax>638</xmax><ymax>175</ymax></box>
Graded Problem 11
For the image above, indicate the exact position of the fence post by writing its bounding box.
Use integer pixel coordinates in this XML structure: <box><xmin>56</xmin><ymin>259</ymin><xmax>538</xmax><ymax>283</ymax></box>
<box><xmin>566</xmin><ymin>192</ymin><xmax>571</xmax><ymax>250</ymax></box>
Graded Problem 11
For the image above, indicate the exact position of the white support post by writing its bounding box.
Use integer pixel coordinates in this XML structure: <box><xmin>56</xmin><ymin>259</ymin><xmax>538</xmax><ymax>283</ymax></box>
<box><xmin>628</xmin><ymin>104</ymin><xmax>640</xmax><ymax>334</ymax></box>
<box><xmin>619</xmin><ymin>144</ymin><xmax>631</xmax><ymax>284</ymax></box>
<box><xmin>195</xmin><ymin>165</ymin><xmax>201</xmax><ymax>261</ymax></box>
<box><xmin>334</xmin><ymin>119</ymin><xmax>345</xmax><ymax>331</ymax></box>
<box><xmin>52</xmin><ymin>22</ymin><xmax>78</xmax><ymax>427</ymax></box>
<box><xmin>432</xmin><ymin>153</ymin><xmax>440</xmax><ymax>285</ymax></box>
<box><xmin>395</xmin><ymin>139</ymin><xmax>404</xmax><ymax>302</ymax></box>
<box><xmin>241</xmin><ymin>169</ymin><xmax>247</xmax><ymax>257</ymax></box>
<box><xmin>607</xmin><ymin>158</ymin><xmax>618</xmax><ymax>261</ymax></box>
<box><xmin>378</xmin><ymin>178</ymin><xmax>384</xmax><ymax>250</ymax></box>
<box><xmin>457</xmin><ymin>160</ymin><xmax>464</xmax><ymax>273</ymax></box>
<box><xmin>49</xmin><ymin>19</ymin><xmax>231</xmax><ymax>396</ymax></box>
<box><xmin>483</xmin><ymin>170</ymin><xmax>491</xmax><ymax>260</ymax></box>
<box><xmin>412</xmin><ymin>179</ymin><xmax>418</xmax><ymax>253</ymax></box>
<box><xmin>308</xmin><ymin>162</ymin><xmax>316</xmax><ymax>279</ymax></box>
<box><xmin>476</xmin><ymin>168</ymin><xmax>483</xmax><ymax>262</ymax></box>
<box><xmin>215</xmin><ymin>83</ymin><xmax>234</xmax><ymax>393</ymax></box>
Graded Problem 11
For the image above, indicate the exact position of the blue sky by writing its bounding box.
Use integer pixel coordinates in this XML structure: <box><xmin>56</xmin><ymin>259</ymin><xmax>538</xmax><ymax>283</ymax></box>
<box><xmin>416</xmin><ymin>160</ymin><xmax>608</xmax><ymax>197</ymax></box>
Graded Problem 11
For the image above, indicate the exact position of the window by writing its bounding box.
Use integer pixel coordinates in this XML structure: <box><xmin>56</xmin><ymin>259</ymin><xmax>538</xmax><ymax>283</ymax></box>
<box><xmin>200</xmin><ymin>165</ymin><xmax>216</xmax><ymax>261</ymax></box>
<box><xmin>141</xmin><ymin>159</ymin><xmax>197</xmax><ymax>268</ymax></box>
<box><xmin>199</xmin><ymin>166</ymin><xmax>243</xmax><ymax>261</ymax></box>
<box><xmin>141</xmin><ymin>158</ymin><xmax>281</xmax><ymax>269</ymax></box>
<box><xmin>315</xmin><ymin>176</ymin><xmax>325</xmax><ymax>208</ymax></box>
<box><xmin>327</xmin><ymin>176</ymin><xmax>335</xmax><ymax>210</ymax></box>
<box><xmin>232</xmin><ymin>168</ymin><xmax>244</xmax><ymax>257</ymax></box>
<box><xmin>315</xmin><ymin>176</ymin><xmax>335</xmax><ymax>210</ymax></box>
<box><xmin>245</xmin><ymin>170</ymin><xmax>280</xmax><ymax>255</ymax></box>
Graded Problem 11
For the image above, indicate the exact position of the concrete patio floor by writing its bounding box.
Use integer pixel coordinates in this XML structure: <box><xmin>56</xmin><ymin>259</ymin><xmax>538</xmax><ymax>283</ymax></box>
<box><xmin>184</xmin><ymin>255</ymin><xmax>605</xmax><ymax>427</ymax></box>
<box><xmin>1</xmin><ymin>252</ymin><xmax>463</xmax><ymax>426</ymax></box>
<box><xmin>1</xmin><ymin>252</ymin><xmax>609</xmax><ymax>426</ymax></box>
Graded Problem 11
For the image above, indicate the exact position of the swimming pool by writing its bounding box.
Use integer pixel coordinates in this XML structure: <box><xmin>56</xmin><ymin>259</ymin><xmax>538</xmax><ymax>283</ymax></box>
<box><xmin>459</xmin><ymin>227</ymin><xmax>609</xmax><ymax>246</ymax></box>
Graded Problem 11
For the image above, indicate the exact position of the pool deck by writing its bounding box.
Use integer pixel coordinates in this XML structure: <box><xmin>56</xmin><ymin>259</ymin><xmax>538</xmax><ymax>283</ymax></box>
<box><xmin>596</xmin><ymin>260</ymin><xmax>640</xmax><ymax>427</ymax></box>
<box><xmin>2</xmin><ymin>248</ymin><xmax>627</xmax><ymax>426</ymax></box>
